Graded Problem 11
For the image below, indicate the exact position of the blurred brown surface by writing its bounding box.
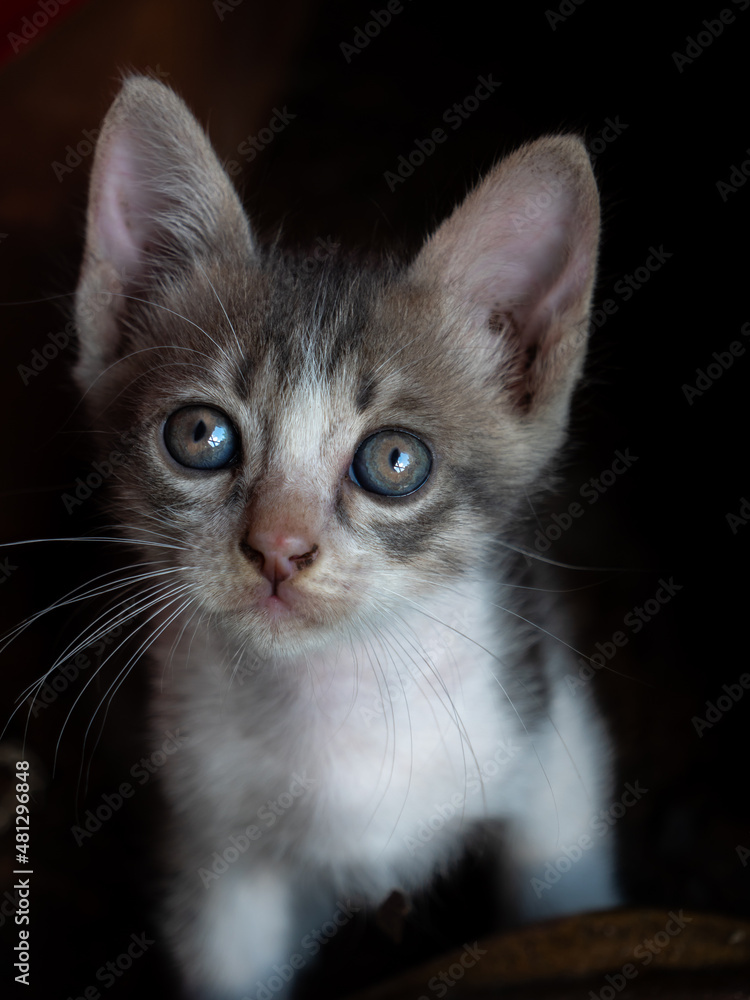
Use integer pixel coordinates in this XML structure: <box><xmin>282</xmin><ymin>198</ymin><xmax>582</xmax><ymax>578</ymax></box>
<box><xmin>347</xmin><ymin>910</ymin><xmax>750</xmax><ymax>1000</ymax></box>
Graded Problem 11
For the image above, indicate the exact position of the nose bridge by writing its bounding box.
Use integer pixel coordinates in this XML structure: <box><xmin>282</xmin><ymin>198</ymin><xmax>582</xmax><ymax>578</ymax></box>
<box><xmin>251</xmin><ymin>380</ymin><xmax>335</xmax><ymax>530</ymax></box>
<box><xmin>246</xmin><ymin>479</ymin><xmax>321</xmax><ymax>540</ymax></box>
<box><xmin>240</xmin><ymin>383</ymin><xmax>337</xmax><ymax>582</ymax></box>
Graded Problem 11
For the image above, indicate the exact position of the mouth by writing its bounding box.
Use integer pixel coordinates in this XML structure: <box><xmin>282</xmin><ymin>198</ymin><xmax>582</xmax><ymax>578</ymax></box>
<box><xmin>259</xmin><ymin>590</ymin><xmax>294</xmax><ymax>618</ymax></box>
<box><xmin>255</xmin><ymin>579</ymin><xmax>301</xmax><ymax>620</ymax></box>
<box><xmin>223</xmin><ymin>575</ymin><xmax>348</xmax><ymax>657</ymax></box>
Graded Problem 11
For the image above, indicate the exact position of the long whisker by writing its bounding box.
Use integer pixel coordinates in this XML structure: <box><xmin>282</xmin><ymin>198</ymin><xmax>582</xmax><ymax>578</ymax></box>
<box><xmin>375</xmin><ymin>604</ymin><xmax>483</xmax><ymax>831</ymax></box>
<box><xmin>57</xmin><ymin>581</ymin><xmax>195</xmax><ymax>777</ymax></box>
<box><xmin>345</xmin><ymin>617</ymin><xmax>408</xmax><ymax>837</ymax></box>
<box><xmin>372</xmin><ymin>584</ymin><xmax>563</xmax><ymax>842</ymax></box>
<box><xmin>162</xmin><ymin>602</ymin><xmax>204</xmax><ymax>693</ymax></box>
<box><xmin>12</xmin><ymin>572</ymin><xmax>195</xmax><ymax>741</ymax></box>
<box><xmin>79</xmin><ymin>590</ymin><xmax>197</xmax><ymax>797</ymax></box>
<box><xmin>33</xmin><ymin>568</ymin><xmax>195</xmax><ymax>676</ymax></box>
<box><xmin>425</xmin><ymin>577</ymin><xmax>652</xmax><ymax>688</ymax></box>
<box><xmin>0</xmin><ymin>559</ymin><xmax>186</xmax><ymax>662</ymax></box>
<box><xmin>193</xmin><ymin>258</ymin><xmax>245</xmax><ymax>361</ymax></box>
<box><xmin>113</xmin><ymin>291</ymin><xmax>241</xmax><ymax>381</ymax></box>
<box><xmin>73</xmin><ymin>290</ymin><xmax>242</xmax><ymax>410</ymax></box>
<box><xmin>495</xmin><ymin>536</ymin><xmax>632</xmax><ymax>573</ymax></box>
<box><xmin>0</xmin><ymin>535</ymin><xmax>188</xmax><ymax>550</ymax></box>
<box><xmin>71</xmin><ymin>358</ymin><xmax>237</xmax><ymax>432</ymax></box>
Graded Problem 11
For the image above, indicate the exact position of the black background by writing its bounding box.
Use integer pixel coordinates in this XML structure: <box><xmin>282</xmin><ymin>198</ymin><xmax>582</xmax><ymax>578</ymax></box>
<box><xmin>0</xmin><ymin>0</ymin><xmax>748</xmax><ymax>997</ymax></box>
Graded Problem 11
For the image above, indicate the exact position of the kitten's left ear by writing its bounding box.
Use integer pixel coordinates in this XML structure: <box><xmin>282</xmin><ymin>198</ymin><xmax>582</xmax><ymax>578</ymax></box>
<box><xmin>75</xmin><ymin>75</ymin><xmax>254</xmax><ymax>386</ymax></box>
<box><xmin>411</xmin><ymin>136</ymin><xmax>599</xmax><ymax>421</ymax></box>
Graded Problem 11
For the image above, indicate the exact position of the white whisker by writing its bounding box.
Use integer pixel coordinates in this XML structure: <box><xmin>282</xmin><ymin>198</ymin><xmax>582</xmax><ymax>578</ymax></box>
<box><xmin>78</xmin><ymin>590</ymin><xmax>198</xmax><ymax>796</ymax></box>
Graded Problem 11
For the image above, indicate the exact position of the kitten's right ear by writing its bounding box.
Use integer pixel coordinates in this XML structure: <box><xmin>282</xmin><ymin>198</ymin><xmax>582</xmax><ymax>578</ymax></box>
<box><xmin>410</xmin><ymin>136</ymin><xmax>599</xmax><ymax>434</ymax></box>
<box><xmin>75</xmin><ymin>76</ymin><xmax>254</xmax><ymax>386</ymax></box>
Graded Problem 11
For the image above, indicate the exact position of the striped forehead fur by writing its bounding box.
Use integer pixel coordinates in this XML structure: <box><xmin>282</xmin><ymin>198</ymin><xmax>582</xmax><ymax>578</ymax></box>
<box><xmin>100</xmin><ymin>247</ymin><xmax>551</xmax><ymax>543</ymax></box>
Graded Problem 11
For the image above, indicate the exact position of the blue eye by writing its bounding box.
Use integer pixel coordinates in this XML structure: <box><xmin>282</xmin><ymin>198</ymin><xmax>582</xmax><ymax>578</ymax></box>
<box><xmin>164</xmin><ymin>406</ymin><xmax>238</xmax><ymax>469</ymax></box>
<box><xmin>350</xmin><ymin>430</ymin><xmax>432</xmax><ymax>497</ymax></box>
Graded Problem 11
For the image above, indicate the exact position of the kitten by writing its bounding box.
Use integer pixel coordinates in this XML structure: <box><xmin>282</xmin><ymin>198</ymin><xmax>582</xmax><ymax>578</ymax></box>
<box><xmin>73</xmin><ymin>76</ymin><xmax>619</xmax><ymax>998</ymax></box>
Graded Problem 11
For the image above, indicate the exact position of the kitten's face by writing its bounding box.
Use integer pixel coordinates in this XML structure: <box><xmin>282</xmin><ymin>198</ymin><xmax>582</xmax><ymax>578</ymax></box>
<box><xmin>97</xmin><ymin>260</ymin><xmax>532</xmax><ymax>658</ymax></box>
<box><xmin>75</xmin><ymin>78</ymin><xmax>600</xmax><ymax>659</ymax></box>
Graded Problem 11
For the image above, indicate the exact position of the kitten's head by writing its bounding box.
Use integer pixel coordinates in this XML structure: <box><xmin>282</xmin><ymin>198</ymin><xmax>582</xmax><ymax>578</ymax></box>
<box><xmin>74</xmin><ymin>77</ymin><xmax>599</xmax><ymax>658</ymax></box>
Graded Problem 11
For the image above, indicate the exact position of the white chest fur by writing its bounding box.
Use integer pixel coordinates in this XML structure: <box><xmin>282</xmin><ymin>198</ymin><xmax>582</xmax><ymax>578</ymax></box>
<box><xmin>154</xmin><ymin>574</ymin><xmax>610</xmax><ymax>889</ymax></box>
<box><xmin>157</xmin><ymin>582</ymin><xmax>510</xmax><ymax>875</ymax></box>
<box><xmin>153</xmin><ymin>574</ymin><xmax>619</xmax><ymax>996</ymax></box>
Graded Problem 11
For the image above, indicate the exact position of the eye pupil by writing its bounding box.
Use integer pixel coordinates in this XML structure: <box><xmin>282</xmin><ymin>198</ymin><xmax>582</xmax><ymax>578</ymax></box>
<box><xmin>164</xmin><ymin>406</ymin><xmax>238</xmax><ymax>470</ymax></box>
<box><xmin>351</xmin><ymin>431</ymin><xmax>431</xmax><ymax>497</ymax></box>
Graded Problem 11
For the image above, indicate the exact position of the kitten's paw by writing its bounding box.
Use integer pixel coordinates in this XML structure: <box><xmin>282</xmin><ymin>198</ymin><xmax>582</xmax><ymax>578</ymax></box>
<box><xmin>167</xmin><ymin>867</ymin><xmax>295</xmax><ymax>999</ymax></box>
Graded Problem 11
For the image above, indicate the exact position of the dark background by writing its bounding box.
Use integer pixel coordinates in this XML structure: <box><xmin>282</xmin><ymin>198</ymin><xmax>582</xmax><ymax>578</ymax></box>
<box><xmin>0</xmin><ymin>0</ymin><xmax>748</xmax><ymax>996</ymax></box>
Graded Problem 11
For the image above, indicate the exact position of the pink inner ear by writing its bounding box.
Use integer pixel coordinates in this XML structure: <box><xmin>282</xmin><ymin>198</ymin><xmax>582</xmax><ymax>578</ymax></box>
<box><xmin>94</xmin><ymin>133</ymin><xmax>150</xmax><ymax>278</ymax></box>
<box><xmin>426</xmin><ymin>149</ymin><xmax>596</xmax><ymax>352</ymax></box>
<box><xmin>473</xmin><ymin>200</ymin><xmax>580</xmax><ymax>327</ymax></box>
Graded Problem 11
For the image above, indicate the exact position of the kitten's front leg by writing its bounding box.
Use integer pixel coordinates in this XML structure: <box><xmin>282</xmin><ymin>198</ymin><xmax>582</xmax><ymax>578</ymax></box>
<box><xmin>166</xmin><ymin>862</ymin><xmax>296</xmax><ymax>1000</ymax></box>
<box><xmin>503</xmin><ymin>818</ymin><xmax>621</xmax><ymax>923</ymax></box>
<box><xmin>499</xmin><ymin>694</ymin><xmax>623</xmax><ymax>923</ymax></box>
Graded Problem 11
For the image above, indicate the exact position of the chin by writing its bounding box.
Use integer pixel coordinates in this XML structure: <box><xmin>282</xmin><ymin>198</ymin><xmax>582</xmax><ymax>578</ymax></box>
<box><xmin>218</xmin><ymin>597</ymin><xmax>346</xmax><ymax>660</ymax></box>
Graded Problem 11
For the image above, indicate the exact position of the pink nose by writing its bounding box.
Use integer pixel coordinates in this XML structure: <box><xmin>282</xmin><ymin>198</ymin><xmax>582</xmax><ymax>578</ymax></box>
<box><xmin>242</xmin><ymin>529</ymin><xmax>319</xmax><ymax>584</ymax></box>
